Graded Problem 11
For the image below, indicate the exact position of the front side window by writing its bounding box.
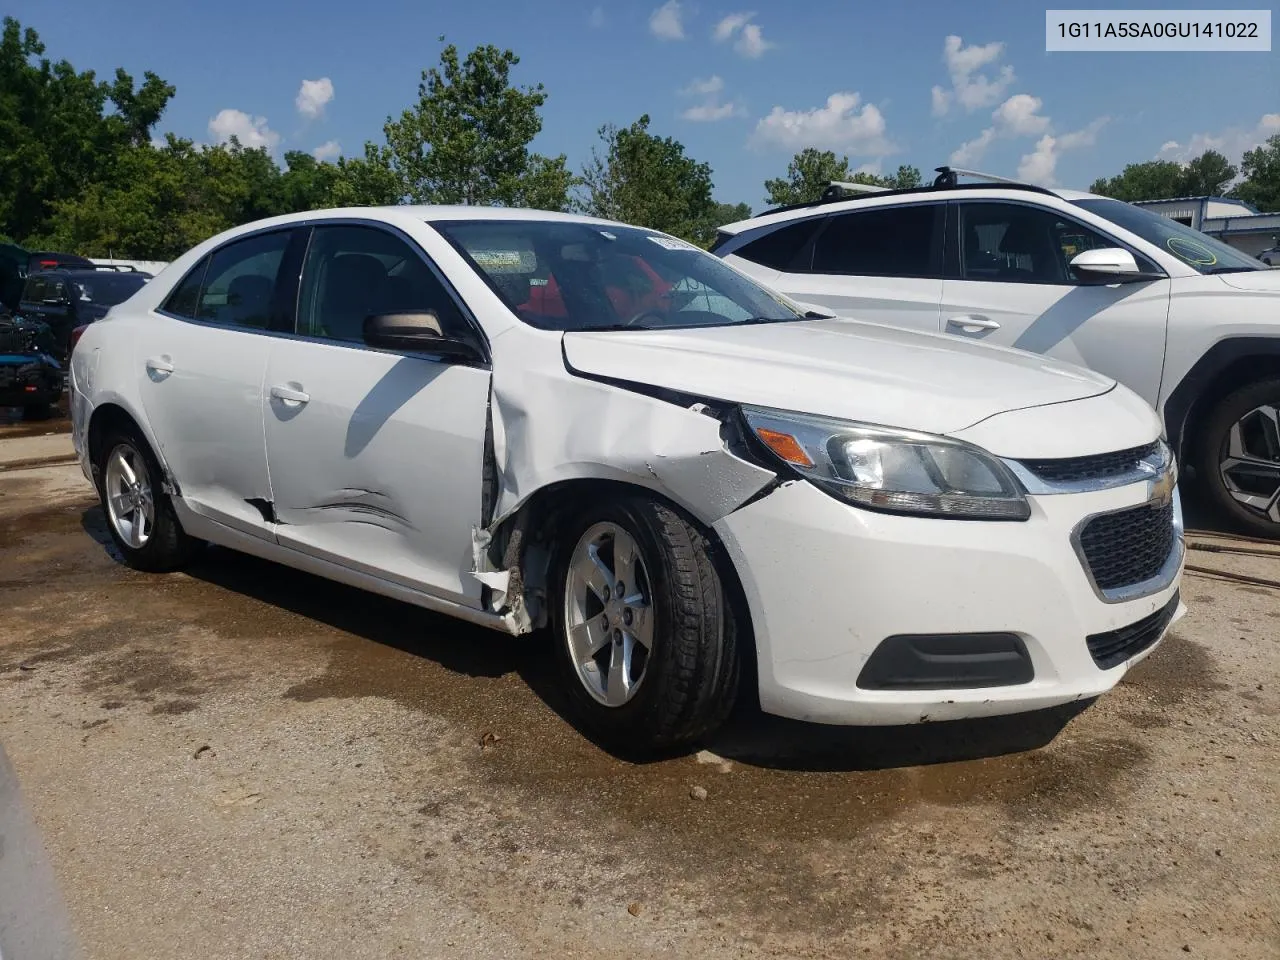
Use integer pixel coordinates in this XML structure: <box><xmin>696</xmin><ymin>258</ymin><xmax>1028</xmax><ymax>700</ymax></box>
<box><xmin>195</xmin><ymin>231</ymin><xmax>291</xmax><ymax>328</ymax></box>
<box><xmin>435</xmin><ymin>220</ymin><xmax>805</xmax><ymax>332</ymax></box>
<box><xmin>296</xmin><ymin>225</ymin><xmax>469</xmax><ymax>343</ymax></box>
<box><xmin>958</xmin><ymin>202</ymin><xmax>1122</xmax><ymax>284</ymax></box>
<box><xmin>811</xmin><ymin>204</ymin><xmax>941</xmax><ymax>277</ymax></box>
<box><xmin>1072</xmin><ymin>197</ymin><xmax>1263</xmax><ymax>274</ymax></box>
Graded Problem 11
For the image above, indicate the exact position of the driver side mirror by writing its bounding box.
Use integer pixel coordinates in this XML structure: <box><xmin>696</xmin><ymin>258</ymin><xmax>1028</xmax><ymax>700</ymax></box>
<box><xmin>1070</xmin><ymin>248</ymin><xmax>1163</xmax><ymax>284</ymax></box>
<box><xmin>362</xmin><ymin>311</ymin><xmax>483</xmax><ymax>362</ymax></box>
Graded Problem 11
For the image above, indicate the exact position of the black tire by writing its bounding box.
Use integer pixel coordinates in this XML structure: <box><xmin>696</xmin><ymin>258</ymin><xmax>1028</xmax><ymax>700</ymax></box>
<box><xmin>549</xmin><ymin>495</ymin><xmax>741</xmax><ymax>751</ymax></box>
<box><xmin>1192</xmin><ymin>377</ymin><xmax>1280</xmax><ymax>538</ymax></box>
<box><xmin>22</xmin><ymin>402</ymin><xmax>51</xmax><ymax>420</ymax></box>
<box><xmin>95</xmin><ymin>425</ymin><xmax>203</xmax><ymax>571</ymax></box>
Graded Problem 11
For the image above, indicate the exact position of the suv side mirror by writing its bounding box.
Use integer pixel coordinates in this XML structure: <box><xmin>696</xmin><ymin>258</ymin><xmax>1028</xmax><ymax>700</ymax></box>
<box><xmin>362</xmin><ymin>311</ymin><xmax>483</xmax><ymax>362</ymax></box>
<box><xmin>1070</xmin><ymin>248</ymin><xmax>1162</xmax><ymax>283</ymax></box>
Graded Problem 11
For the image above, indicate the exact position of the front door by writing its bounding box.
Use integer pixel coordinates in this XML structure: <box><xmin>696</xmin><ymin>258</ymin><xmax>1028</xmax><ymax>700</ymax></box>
<box><xmin>263</xmin><ymin>223</ymin><xmax>491</xmax><ymax>606</ymax></box>
<box><xmin>137</xmin><ymin>228</ymin><xmax>298</xmax><ymax>538</ymax></box>
<box><xmin>940</xmin><ymin>201</ymin><xmax>1171</xmax><ymax>408</ymax></box>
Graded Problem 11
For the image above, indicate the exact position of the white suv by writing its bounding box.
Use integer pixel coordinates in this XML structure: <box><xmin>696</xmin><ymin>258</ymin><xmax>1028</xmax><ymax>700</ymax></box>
<box><xmin>71</xmin><ymin>206</ymin><xmax>1183</xmax><ymax>748</ymax></box>
<box><xmin>715</xmin><ymin>170</ymin><xmax>1280</xmax><ymax>537</ymax></box>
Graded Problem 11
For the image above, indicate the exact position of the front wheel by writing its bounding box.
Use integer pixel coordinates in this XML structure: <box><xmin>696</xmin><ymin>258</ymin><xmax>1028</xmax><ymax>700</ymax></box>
<box><xmin>550</xmin><ymin>496</ymin><xmax>741</xmax><ymax>751</ymax></box>
<box><xmin>1194</xmin><ymin>378</ymin><xmax>1280</xmax><ymax>538</ymax></box>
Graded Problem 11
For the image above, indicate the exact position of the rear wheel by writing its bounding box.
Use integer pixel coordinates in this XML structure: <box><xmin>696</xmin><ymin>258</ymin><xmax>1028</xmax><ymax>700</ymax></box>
<box><xmin>96</xmin><ymin>427</ymin><xmax>202</xmax><ymax>571</ymax></box>
<box><xmin>1194</xmin><ymin>378</ymin><xmax>1280</xmax><ymax>538</ymax></box>
<box><xmin>550</xmin><ymin>495</ymin><xmax>741</xmax><ymax>751</ymax></box>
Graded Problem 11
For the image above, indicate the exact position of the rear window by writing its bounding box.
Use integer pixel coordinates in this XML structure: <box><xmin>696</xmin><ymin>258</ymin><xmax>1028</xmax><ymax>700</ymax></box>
<box><xmin>732</xmin><ymin>218</ymin><xmax>824</xmax><ymax>272</ymax></box>
<box><xmin>812</xmin><ymin>204</ymin><xmax>942</xmax><ymax>277</ymax></box>
<box><xmin>73</xmin><ymin>273</ymin><xmax>148</xmax><ymax>306</ymax></box>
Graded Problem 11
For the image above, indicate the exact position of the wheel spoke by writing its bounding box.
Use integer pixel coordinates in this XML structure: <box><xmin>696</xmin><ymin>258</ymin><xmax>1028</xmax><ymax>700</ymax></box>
<box><xmin>580</xmin><ymin>543</ymin><xmax>615</xmax><ymax>602</ymax></box>
<box><xmin>604</xmin><ymin>633</ymin><xmax>634</xmax><ymax>706</ymax></box>
<box><xmin>612</xmin><ymin>530</ymin><xmax>639</xmax><ymax>599</ymax></box>
<box><xmin>116</xmin><ymin>452</ymin><xmax>138</xmax><ymax>487</ymax></box>
<box><xmin>568</xmin><ymin>618</ymin><xmax>610</xmax><ymax>661</ymax></box>
<box><xmin>628</xmin><ymin>604</ymin><xmax>654</xmax><ymax>651</ymax></box>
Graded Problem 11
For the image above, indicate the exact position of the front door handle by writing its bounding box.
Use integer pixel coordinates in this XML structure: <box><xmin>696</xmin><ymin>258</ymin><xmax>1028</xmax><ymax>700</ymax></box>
<box><xmin>269</xmin><ymin>384</ymin><xmax>310</xmax><ymax>406</ymax></box>
<box><xmin>144</xmin><ymin>356</ymin><xmax>175</xmax><ymax>376</ymax></box>
<box><xmin>947</xmin><ymin>315</ymin><xmax>1001</xmax><ymax>332</ymax></box>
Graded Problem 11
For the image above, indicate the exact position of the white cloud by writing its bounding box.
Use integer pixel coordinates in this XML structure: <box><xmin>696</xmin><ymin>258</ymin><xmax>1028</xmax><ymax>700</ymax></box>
<box><xmin>753</xmin><ymin>92</ymin><xmax>893</xmax><ymax>156</ymax></box>
<box><xmin>649</xmin><ymin>1</ymin><xmax>685</xmax><ymax>40</ymax></box>
<box><xmin>933</xmin><ymin>35</ymin><xmax>1015</xmax><ymax>116</ymax></box>
<box><xmin>1156</xmin><ymin>113</ymin><xmax>1280</xmax><ymax>163</ymax></box>
<box><xmin>682</xmin><ymin>75</ymin><xmax>724</xmax><ymax>96</ymax></box>
<box><xmin>208</xmin><ymin>109</ymin><xmax>280</xmax><ymax>150</ymax></box>
<box><xmin>713</xmin><ymin>11</ymin><xmax>772</xmax><ymax>57</ymax></box>
<box><xmin>295</xmin><ymin>78</ymin><xmax>334</xmax><ymax>120</ymax></box>
<box><xmin>312</xmin><ymin>140</ymin><xmax>342</xmax><ymax>162</ymax></box>
<box><xmin>1017</xmin><ymin>118</ymin><xmax>1109</xmax><ymax>184</ymax></box>
<box><xmin>992</xmin><ymin>94</ymin><xmax>1049</xmax><ymax>137</ymax></box>
<box><xmin>588</xmin><ymin>5</ymin><xmax>605</xmax><ymax>27</ymax></box>
<box><xmin>679</xmin><ymin>75</ymin><xmax>741</xmax><ymax>122</ymax></box>
<box><xmin>950</xmin><ymin>128</ymin><xmax>996</xmax><ymax>166</ymax></box>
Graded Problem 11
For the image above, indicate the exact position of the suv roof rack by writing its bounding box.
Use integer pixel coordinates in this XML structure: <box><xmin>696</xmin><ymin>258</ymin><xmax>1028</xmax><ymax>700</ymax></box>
<box><xmin>754</xmin><ymin>167</ymin><xmax>1059</xmax><ymax>220</ymax></box>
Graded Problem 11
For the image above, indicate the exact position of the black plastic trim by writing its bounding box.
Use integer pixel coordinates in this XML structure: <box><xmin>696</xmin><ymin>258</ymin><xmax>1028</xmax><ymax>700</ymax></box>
<box><xmin>857</xmin><ymin>632</ymin><xmax>1034</xmax><ymax>690</ymax></box>
<box><xmin>1162</xmin><ymin>337</ymin><xmax>1280</xmax><ymax>459</ymax></box>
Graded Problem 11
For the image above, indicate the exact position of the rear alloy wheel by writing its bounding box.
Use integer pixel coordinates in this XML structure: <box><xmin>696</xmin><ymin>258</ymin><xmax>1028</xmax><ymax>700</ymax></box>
<box><xmin>96</xmin><ymin>427</ymin><xmax>203</xmax><ymax>571</ymax></box>
<box><xmin>551</xmin><ymin>496</ymin><xmax>741</xmax><ymax>751</ymax></box>
<box><xmin>1196</xmin><ymin>379</ymin><xmax>1280</xmax><ymax>538</ymax></box>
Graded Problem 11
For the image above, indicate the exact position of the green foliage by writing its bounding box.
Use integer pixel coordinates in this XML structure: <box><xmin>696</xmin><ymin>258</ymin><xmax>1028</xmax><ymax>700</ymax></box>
<box><xmin>1090</xmin><ymin>151</ymin><xmax>1237</xmax><ymax>202</ymax></box>
<box><xmin>579</xmin><ymin>114</ymin><xmax>718</xmax><ymax>246</ymax></box>
<box><xmin>1233</xmin><ymin>135</ymin><xmax>1280</xmax><ymax>212</ymax></box>
<box><xmin>764</xmin><ymin>150</ymin><xmax>921</xmax><ymax>206</ymax></box>
<box><xmin>712</xmin><ymin>201</ymin><xmax>752</xmax><ymax>226</ymax></box>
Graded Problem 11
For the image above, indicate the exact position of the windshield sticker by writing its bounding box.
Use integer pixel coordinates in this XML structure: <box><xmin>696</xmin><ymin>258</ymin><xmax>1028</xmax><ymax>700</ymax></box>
<box><xmin>598</xmin><ymin>231</ymin><xmax>616</xmax><ymax>240</ymax></box>
<box><xmin>1166</xmin><ymin>236</ymin><xmax>1218</xmax><ymax>266</ymax></box>
<box><xmin>648</xmin><ymin>235</ymin><xmax>698</xmax><ymax>251</ymax></box>
<box><xmin>469</xmin><ymin>248</ymin><xmax>534</xmax><ymax>272</ymax></box>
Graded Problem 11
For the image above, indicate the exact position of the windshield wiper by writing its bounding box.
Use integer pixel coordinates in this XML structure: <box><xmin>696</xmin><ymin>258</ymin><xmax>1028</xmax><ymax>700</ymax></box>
<box><xmin>1204</xmin><ymin>266</ymin><xmax>1257</xmax><ymax>274</ymax></box>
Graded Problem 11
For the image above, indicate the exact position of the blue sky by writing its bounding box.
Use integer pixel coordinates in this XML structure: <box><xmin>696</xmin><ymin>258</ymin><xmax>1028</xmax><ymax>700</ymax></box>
<box><xmin>10</xmin><ymin>0</ymin><xmax>1277</xmax><ymax>209</ymax></box>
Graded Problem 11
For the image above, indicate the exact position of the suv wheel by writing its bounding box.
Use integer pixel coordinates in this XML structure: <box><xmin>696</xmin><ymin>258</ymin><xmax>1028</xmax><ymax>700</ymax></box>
<box><xmin>550</xmin><ymin>496</ymin><xmax>741</xmax><ymax>751</ymax></box>
<box><xmin>1195</xmin><ymin>378</ymin><xmax>1280</xmax><ymax>537</ymax></box>
<box><xmin>96</xmin><ymin>426</ymin><xmax>203</xmax><ymax>571</ymax></box>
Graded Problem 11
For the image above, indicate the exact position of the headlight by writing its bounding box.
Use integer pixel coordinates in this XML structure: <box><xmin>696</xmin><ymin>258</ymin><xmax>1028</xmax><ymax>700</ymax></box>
<box><xmin>742</xmin><ymin>405</ymin><xmax>1030</xmax><ymax>521</ymax></box>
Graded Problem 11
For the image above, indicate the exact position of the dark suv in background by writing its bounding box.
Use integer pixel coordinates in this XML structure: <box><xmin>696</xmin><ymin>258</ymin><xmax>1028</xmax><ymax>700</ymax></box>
<box><xmin>19</xmin><ymin>266</ymin><xmax>151</xmax><ymax>358</ymax></box>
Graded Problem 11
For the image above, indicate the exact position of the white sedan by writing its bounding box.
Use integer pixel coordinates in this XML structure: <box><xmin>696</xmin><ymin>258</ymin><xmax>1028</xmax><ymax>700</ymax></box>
<box><xmin>71</xmin><ymin>206</ymin><xmax>1184</xmax><ymax>748</ymax></box>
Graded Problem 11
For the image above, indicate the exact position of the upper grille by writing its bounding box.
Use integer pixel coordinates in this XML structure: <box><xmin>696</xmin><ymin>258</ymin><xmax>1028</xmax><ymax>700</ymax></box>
<box><xmin>1022</xmin><ymin>442</ymin><xmax>1160</xmax><ymax>485</ymax></box>
<box><xmin>0</xmin><ymin>322</ymin><xmax>34</xmax><ymax>355</ymax></box>
<box><xmin>1078</xmin><ymin>500</ymin><xmax>1176</xmax><ymax>593</ymax></box>
<box><xmin>1087</xmin><ymin>591</ymin><xmax>1180</xmax><ymax>669</ymax></box>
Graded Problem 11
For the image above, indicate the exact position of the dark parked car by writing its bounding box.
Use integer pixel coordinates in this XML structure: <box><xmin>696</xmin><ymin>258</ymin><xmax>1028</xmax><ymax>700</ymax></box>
<box><xmin>0</xmin><ymin>312</ymin><xmax>62</xmax><ymax>418</ymax></box>
<box><xmin>18</xmin><ymin>267</ymin><xmax>151</xmax><ymax>357</ymax></box>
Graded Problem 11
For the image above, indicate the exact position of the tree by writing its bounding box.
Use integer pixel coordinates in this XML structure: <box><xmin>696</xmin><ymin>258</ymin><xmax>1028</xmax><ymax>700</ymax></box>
<box><xmin>378</xmin><ymin>43</ymin><xmax>573</xmax><ymax>209</ymax></box>
<box><xmin>764</xmin><ymin>149</ymin><xmax>922</xmax><ymax>206</ymax></box>
<box><xmin>712</xmin><ymin>201</ymin><xmax>752</xmax><ymax>226</ymax></box>
<box><xmin>1182</xmin><ymin>150</ymin><xmax>1236</xmax><ymax>197</ymax></box>
<box><xmin>0</xmin><ymin>17</ymin><xmax>174</xmax><ymax>242</ymax></box>
<box><xmin>1234</xmin><ymin>135</ymin><xmax>1280</xmax><ymax>212</ymax></box>
<box><xmin>578</xmin><ymin>115</ymin><xmax>718</xmax><ymax>246</ymax></box>
<box><xmin>329</xmin><ymin>144</ymin><xmax>402</xmax><ymax>207</ymax></box>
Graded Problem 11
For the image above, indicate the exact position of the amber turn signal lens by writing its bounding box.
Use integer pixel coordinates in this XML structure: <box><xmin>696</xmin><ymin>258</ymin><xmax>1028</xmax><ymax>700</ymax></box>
<box><xmin>754</xmin><ymin>427</ymin><xmax>814</xmax><ymax>467</ymax></box>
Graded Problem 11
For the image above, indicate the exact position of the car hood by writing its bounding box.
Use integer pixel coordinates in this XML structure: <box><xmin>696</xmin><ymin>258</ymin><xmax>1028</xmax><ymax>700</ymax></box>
<box><xmin>561</xmin><ymin>318</ymin><xmax>1115</xmax><ymax>436</ymax></box>
<box><xmin>1218</xmin><ymin>269</ymin><xmax>1280</xmax><ymax>292</ymax></box>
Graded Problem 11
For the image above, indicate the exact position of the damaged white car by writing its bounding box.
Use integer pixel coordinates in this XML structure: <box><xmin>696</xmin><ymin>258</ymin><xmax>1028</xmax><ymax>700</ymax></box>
<box><xmin>70</xmin><ymin>207</ymin><xmax>1185</xmax><ymax>748</ymax></box>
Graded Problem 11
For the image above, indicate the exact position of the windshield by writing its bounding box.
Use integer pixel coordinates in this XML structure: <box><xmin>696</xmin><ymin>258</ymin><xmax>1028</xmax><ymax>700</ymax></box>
<box><xmin>74</xmin><ymin>273</ymin><xmax>149</xmax><ymax>305</ymax></box>
<box><xmin>434</xmin><ymin>220</ymin><xmax>806</xmax><ymax>331</ymax></box>
<box><xmin>1072</xmin><ymin>198</ymin><xmax>1263</xmax><ymax>274</ymax></box>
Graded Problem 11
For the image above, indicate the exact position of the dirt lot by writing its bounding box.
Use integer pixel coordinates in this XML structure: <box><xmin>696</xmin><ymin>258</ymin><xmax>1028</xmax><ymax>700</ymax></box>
<box><xmin>0</xmin><ymin>430</ymin><xmax>1277</xmax><ymax>959</ymax></box>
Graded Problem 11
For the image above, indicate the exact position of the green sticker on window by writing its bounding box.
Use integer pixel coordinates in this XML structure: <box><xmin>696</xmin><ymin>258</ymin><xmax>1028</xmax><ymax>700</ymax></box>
<box><xmin>1166</xmin><ymin>236</ymin><xmax>1218</xmax><ymax>266</ymax></box>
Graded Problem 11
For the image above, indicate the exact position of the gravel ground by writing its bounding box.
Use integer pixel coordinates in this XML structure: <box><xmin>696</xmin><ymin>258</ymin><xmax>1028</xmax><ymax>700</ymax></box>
<box><xmin>0</xmin><ymin>453</ymin><xmax>1276</xmax><ymax>960</ymax></box>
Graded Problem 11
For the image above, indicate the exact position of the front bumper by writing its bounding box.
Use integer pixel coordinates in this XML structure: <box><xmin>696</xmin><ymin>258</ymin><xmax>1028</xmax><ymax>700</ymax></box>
<box><xmin>713</xmin><ymin>478</ymin><xmax>1185</xmax><ymax>725</ymax></box>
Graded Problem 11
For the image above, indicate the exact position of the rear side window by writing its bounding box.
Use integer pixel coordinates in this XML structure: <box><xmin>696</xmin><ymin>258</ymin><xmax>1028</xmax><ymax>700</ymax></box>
<box><xmin>733</xmin><ymin>218</ymin><xmax>824</xmax><ymax>271</ymax></box>
<box><xmin>161</xmin><ymin>258</ymin><xmax>209</xmax><ymax>319</ymax></box>
<box><xmin>22</xmin><ymin>276</ymin><xmax>46</xmax><ymax>302</ymax></box>
<box><xmin>196</xmin><ymin>231</ymin><xmax>291</xmax><ymax>329</ymax></box>
<box><xmin>812</xmin><ymin>204</ymin><xmax>942</xmax><ymax>277</ymax></box>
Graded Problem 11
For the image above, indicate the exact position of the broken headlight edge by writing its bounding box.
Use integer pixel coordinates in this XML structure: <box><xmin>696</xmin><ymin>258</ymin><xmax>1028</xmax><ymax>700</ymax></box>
<box><xmin>740</xmin><ymin>405</ymin><xmax>1031</xmax><ymax>521</ymax></box>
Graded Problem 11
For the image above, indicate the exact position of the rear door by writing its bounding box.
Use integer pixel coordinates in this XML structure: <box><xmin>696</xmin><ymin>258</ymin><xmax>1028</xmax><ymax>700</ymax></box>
<box><xmin>939</xmin><ymin>200</ymin><xmax>1171</xmax><ymax>407</ymax></box>
<box><xmin>760</xmin><ymin>203</ymin><xmax>946</xmax><ymax>331</ymax></box>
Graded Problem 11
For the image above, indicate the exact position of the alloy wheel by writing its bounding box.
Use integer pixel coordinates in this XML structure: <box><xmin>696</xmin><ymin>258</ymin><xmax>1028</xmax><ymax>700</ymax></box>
<box><xmin>104</xmin><ymin>443</ymin><xmax>155</xmax><ymax>549</ymax></box>
<box><xmin>562</xmin><ymin>522</ymin><xmax>655</xmax><ymax>707</ymax></box>
<box><xmin>1218</xmin><ymin>403</ymin><xmax>1280</xmax><ymax>524</ymax></box>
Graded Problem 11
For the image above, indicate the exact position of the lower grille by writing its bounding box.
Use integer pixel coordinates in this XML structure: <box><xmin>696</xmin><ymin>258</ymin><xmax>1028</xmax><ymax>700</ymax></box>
<box><xmin>1078</xmin><ymin>500</ymin><xmax>1176</xmax><ymax>592</ymax></box>
<box><xmin>1087</xmin><ymin>591</ymin><xmax>1180</xmax><ymax>669</ymax></box>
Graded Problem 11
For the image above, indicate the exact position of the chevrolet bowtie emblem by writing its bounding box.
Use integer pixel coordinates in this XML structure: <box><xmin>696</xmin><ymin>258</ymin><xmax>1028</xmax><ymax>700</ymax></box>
<box><xmin>1148</xmin><ymin>469</ymin><xmax>1175</xmax><ymax>507</ymax></box>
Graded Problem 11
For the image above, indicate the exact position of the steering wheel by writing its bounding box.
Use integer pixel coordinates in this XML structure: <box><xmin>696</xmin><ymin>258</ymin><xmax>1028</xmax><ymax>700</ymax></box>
<box><xmin>624</xmin><ymin>309</ymin><xmax>667</xmax><ymax>328</ymax></box>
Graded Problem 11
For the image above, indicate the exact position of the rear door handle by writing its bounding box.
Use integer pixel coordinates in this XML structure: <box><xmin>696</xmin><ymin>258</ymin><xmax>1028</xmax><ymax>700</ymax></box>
<box><xmin>144</xmin><ymin>356</ymin><xmax>174</xmax><ymax>376</ymax></box>
<box><xmin>947</xmin><ymin>315</ymin><xmax>1001</xmax><ymax>332</ymax></box>
<box><xmin>269</xmin><ymin>384</ymin><xmax>310</xmax><ymax>406</ymax></box>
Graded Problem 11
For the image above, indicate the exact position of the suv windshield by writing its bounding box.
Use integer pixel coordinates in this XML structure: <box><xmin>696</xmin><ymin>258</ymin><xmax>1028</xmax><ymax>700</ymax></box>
<box><xmin>73</xmin><ymin>273</ymin><xmax>149</xmax><ymax>305</ymax></box>
<box><xmin>1072</xmin><ymin>198</ymin><xmax>1263</xmax><ymax>274</ymax></box>
<box><xmin>434</xmin><ymin>220</ymin><xmax>806</xmax><ymax>331</ymax></box>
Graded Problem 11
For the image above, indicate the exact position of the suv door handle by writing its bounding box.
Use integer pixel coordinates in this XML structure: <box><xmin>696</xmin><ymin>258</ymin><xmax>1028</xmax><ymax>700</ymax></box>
<box><xmin>269</xmin><ymin>384</ymin><xmax>310</xmax><ymax>406</ymax></box>
<box><xmin>947</xmin><ymin>315</ymin><xmax>1001</xmax><ymax>332</ymax></box>
<box><xmin>144</xmin><ymin>356</ymin><xmax>174</xmax><ymax>376</ymax></box>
